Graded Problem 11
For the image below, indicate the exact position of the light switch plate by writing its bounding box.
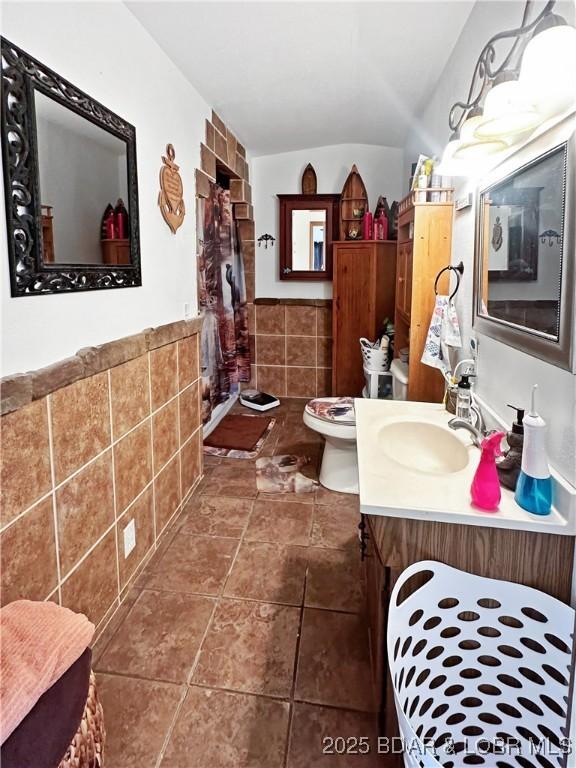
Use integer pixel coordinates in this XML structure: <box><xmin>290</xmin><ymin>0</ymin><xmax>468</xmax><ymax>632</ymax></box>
<box><xmin>123</xmin><ymin>519</ymin><xmax>136</xmax><ymax>558</ymax></box>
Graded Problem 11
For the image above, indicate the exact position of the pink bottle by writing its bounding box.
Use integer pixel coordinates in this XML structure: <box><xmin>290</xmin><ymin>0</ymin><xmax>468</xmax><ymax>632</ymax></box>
<box><xmin>471</xmin><ymin>432</ymin><xmax>506</xmax><ymax>511</ymax></box>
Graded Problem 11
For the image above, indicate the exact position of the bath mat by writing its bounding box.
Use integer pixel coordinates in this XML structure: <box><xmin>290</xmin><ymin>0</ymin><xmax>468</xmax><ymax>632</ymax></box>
<box><xmin>256</xmin><ymin>455</ymin><xmax>319</xmax><ymax>494</ymax></box>
<box><xmin>203</xmin><ymin>414</ymin><xmax>275</xmax><ymax>459</ymax></box>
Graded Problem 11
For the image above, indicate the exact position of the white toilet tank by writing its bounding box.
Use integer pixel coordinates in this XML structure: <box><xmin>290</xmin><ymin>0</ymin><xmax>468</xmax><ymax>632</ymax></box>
<box><xmin>390</xmin><ymin>359</ymin><xmax>409</xmax><ymax>400</ymax></box>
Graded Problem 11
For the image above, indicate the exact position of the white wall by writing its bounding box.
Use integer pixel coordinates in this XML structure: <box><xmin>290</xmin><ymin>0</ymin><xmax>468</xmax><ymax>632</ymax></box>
<box><xmin>404</xmin><ymin>0</ymin><xmax>576</xmax><ymax>488</ymax></box>
<box><xmin>252</xmin><ymin>143</ymin><xmax>405</xmax><ymax>299</ymax></box>
<box><xmin>1</xmin><ymin>0</ymin><xmax>219</xmax><ymax>375</ymax></box>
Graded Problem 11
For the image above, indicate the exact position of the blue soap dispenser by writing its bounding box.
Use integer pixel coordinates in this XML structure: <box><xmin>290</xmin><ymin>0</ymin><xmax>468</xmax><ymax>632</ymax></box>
<box><xmin>514</xmin><ymin>385</ymin><xmax>552</xmax><ymax>516</ymax></box>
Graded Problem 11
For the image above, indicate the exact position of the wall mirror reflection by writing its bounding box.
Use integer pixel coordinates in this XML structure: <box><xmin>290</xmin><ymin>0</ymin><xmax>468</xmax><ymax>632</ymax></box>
<box><xmin>278</xmin><ymin>193</ymin><xmax>339</xmax><ymax>281</ymax></box>
<box><xmin>1</xmin><ymin>39</ymin><xmax>141</xmax><ymax>296</ymax></box>
<box><xmin>291</xmin><ymin>209</ymin><xmax>326</xmax><ymax>271</ymax></box>
<box><xmin>474</xmin><ymin>139</ymin><xmax>574</xmax><ymax>371</ymax></box>
<box><xmin>35</xmin><ymin>91</ymin><xmax>131</xmax><ymax>266</ymax></box>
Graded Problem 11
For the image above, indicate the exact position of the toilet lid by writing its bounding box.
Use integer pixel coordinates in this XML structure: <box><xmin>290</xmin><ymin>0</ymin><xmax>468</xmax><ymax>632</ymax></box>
<box><xmin>305</xmin><ymin>397</ymin><xmax>356</xmax><ymax>425</ymax></box>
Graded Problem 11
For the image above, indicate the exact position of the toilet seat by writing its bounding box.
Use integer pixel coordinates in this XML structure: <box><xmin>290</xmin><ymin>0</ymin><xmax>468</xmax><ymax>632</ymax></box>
<box><xmin>305</xmin><ymin>396</ymin><xmax>355</xmax><ymax>425</ymax></box>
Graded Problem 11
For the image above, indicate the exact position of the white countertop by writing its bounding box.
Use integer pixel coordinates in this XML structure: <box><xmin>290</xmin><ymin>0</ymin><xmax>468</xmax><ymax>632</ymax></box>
<box><xmin>355</xmin><ymin>398</ymin><xmax>575</xmax><ymax>536</ymax></box>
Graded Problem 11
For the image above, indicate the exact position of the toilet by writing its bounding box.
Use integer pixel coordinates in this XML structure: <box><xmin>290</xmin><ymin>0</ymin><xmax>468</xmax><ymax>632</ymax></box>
<box><xmin>304</xmin><ymin>363</ymin><xmax>410</xmax><ymax>495</ymax></box>
<box><xmin>303</xmin><ymin>397</ymin><xmax>358</xmax><ymax>494</ymax></box>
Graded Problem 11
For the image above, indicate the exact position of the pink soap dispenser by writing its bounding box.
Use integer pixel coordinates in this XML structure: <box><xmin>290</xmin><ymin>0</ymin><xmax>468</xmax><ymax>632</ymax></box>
<box><xmin>471</xmin><ymin>432</ymin><xmax>506</xmax><ymax>511</ymax></box>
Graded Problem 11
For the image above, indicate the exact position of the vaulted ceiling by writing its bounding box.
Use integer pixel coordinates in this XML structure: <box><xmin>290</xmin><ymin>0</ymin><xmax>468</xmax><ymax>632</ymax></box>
<box><xmin>127</xmin><ymin>1</ymin><xmax>474</xmax><ymax>155</ymax></box>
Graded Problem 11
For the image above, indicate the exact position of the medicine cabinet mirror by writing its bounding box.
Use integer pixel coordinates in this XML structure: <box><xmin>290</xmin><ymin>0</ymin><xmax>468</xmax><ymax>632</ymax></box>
<box><xmin>278</xmin><ymin>194</ymin><xmax>340</xmax><ymax>280</ymax></box>
<box><xmin>474</xmin><ymin>133</ymin><xmax>574</xmax><ymax>371</ymax></box>
<box><xmin>1</xmin><ymin>39</ymin><xmax>141</xmax><ymax>296</ymax></box>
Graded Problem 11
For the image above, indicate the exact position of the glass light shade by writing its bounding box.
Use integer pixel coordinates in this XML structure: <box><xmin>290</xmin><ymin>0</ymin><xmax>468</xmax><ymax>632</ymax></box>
<box><xmin>460</xmin><ymin>113</ymin><xmax>486</xmax><ymax>142</ymax></box>
<box><xmin>452</xmin><ymin>137</ymin><xmax>508</xmax><ymax>161</ymax></box>
<box><xmin>474</xmin><ymin>80</ymin><xmax>541</xmax><ymax>139</ymax></box>
<box><xmin>435</xmin><ymin>136</ymin><xmax>465</xmax><ymax>176</ymax></box>
<box><xmin>519</xmin><ymin>25</ymin><xmax>576</xmax><ymax>117</ymax></box>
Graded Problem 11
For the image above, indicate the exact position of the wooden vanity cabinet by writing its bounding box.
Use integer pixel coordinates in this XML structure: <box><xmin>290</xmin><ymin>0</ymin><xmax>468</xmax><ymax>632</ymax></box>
<box><xmin>332</xmin><ymin>240</ymin><xmax>397</xmax><ymax>397</ymax></box>
<box><xmin>362</xmin><ymin>512</ymin><xmax>575</xmax><ymax>750</ymax></box>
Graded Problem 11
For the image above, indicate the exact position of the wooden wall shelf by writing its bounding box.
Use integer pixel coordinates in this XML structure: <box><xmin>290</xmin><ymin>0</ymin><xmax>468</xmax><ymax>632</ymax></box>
<box><xmin>398</xmin><ymin>187</ymin><xmax>454</xmax><ymax>217</ymax></box>
<box><xmin>339</xmin><ymin>165</ymin><xmax>369</xmax><ymax>240</ymax></box>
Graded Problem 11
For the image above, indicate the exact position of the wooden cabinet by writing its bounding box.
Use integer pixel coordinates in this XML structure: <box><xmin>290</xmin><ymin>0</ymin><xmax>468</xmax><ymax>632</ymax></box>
<box><xmin>332</xmin><ymin>240</ymin><xmax>396</xmax><ymax>397</ymax></box>
<box><xmin>101</xmin><ymin>238</ymin><xmax>131</xmax><ymax>265</ymax></box>
<box><xmin>364</xmin><ymin>528</ymin><xmax>386</xmax><ymax>714</ymax></box>
<box><xmin>363</xmin><ymin>511</ymin><xmax>574</xmax><ymax>745</ymax></box>
<box><xmin>394</xmin><ymin>192</ymin><xmax>454</xmax><ymax>403</ymax></box>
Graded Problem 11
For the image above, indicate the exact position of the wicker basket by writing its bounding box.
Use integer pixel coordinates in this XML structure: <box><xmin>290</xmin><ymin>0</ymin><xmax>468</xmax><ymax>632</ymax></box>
<box><xmin>58</xmin><ymin>671</ymin><xmax>105</xmax><ymax>768</ymax></box>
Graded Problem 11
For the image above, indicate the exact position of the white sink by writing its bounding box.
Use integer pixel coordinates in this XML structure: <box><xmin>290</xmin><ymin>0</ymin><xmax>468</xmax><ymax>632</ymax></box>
<box><xmin>355</xmin><ymin>398</ymin><xmax>572</xmax><ymax>535</ymax></box>
<box><xmin>378</xmin><ymin>420</ymin><xmax>469</xmax><ymax>475</ymax></box>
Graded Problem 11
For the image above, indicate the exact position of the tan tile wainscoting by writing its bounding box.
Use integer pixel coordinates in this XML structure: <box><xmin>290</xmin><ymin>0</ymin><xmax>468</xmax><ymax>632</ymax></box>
<box><xmin>251</xmin><ymin>299</ymin><xmax>332</xmax><ymax>399</ymax></box>
<box><xmin>0</xmin><ymin>318</ymin><xmax>204</xmax><ymax>641</ymax></box>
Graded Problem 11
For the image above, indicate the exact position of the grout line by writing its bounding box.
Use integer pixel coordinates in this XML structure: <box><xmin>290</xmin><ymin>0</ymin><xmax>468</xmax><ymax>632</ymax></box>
<box><xmin>94</xmin><ymin>595</ymin><xmax>121</xmax><ymax>641</ymax></box>
<box><xmin>45</xmin><ymin>396</ymin><xmax>62</xmax><ymax>605</ymax></box>
<box><xmin>120</xmin><ymin>541</ymin><xmax>155</xmax><ymax>598</ymax></box>
<box><xmin>44</xmin><ymin>584</ymin><xmax>60</xmax><ymax>603</ymax></box>
<box><xmin>255</xmin><ymin>332</ymin><xmax>331</xmax><ymax>339</ymax></box>
<box><xmin>283</xmin><ymin>703</ymin><xmax>295</xmax><ymax>768</ymax></box>
<box><xmin>148</xmin><ymin>350</ymin><xmax>158</xmax><ymax>545</ymax></box>
<box><xmin>154</xmin><ymin>685</ymin><xmax>190</xmax><ymax>768</ymax></box>
<box><xmin>254</xmin><ymin>363</ymin><xmax>330</xmax><ymax>369</ymax></box>
<box><xmin>108</xmin><ymin>369</ymin><xmax>122</xmax><ymax>598</ymax></box>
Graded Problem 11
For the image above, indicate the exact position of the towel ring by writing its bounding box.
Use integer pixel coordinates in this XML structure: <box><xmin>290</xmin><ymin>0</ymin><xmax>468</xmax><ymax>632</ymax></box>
<box><xmin>434</xmin><ymin>261</ymin><xmax>464</xmax><ymax>301</ymax></box>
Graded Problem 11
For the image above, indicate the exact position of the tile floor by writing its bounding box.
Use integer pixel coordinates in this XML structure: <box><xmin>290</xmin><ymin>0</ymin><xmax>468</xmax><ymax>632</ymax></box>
<box><xmin>93</xmin><ymin>399</ymin><xmax>379</xmax><ymax>767</ymax></box>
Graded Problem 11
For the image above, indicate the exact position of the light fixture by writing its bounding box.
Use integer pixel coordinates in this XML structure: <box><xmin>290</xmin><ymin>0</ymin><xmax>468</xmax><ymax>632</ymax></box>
<box><xmin>474</xmin><ymin>73</ymin><xmax>541</xmax><ymax>140</ymax></box>
<box><xmin>441</xmin><ymin>0</ymin><xmax>576</xmax><ymax>176</ymax></box>
<box><xmin>519</xmin><ymin>13</ymin><xmax>576</xmax><ymax>117</ymax></box>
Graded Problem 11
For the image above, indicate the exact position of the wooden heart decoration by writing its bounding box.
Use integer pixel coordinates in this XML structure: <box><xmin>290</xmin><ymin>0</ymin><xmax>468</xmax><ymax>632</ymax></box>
<box><xmin>158</xmin><ymin>144</ymin><xmax>185</xmax><ymax>234</ymax></box>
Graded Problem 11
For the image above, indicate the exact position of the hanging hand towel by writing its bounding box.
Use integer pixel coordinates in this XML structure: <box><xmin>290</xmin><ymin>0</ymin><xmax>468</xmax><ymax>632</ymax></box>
<box><xmin>421</xmin><ymin>295</ymin><xmax>461</xmax><ymax>373</ymax></box>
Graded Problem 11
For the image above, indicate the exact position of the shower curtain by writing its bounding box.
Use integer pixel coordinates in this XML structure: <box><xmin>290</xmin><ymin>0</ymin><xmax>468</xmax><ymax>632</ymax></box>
<box><xmin>197</xmin><ymin>182</ymin><xmax>251</xmax><ymax>425</ymax></box>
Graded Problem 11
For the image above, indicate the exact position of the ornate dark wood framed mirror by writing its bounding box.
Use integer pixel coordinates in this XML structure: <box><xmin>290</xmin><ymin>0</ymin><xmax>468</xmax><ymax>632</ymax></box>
<box><xmin>1</xmin><ymin>38</ymin><xmax>141</xmax><ymax>296</ymax></box>
<box><xmin>278</xmin><ymin>193</ymin><xmax>340</xmax><ymax>281</ymax></box>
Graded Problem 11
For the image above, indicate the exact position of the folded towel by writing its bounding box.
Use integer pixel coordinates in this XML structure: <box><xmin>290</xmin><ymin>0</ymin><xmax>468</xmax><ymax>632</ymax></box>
<box><xmin>0</xmin><ymin>600</ymin><xmax>94</xmax><ymax>744</ymax></box>
<box><xmin>421</xmin><ymin>295</ymin><xmax>462</xmax><ymax>374</ymax></box>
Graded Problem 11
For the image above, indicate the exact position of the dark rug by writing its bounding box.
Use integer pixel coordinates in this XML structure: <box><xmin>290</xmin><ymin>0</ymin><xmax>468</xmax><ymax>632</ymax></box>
<box><xmin>204</xmin><ymin>414</ymin><xmax>273</xmax><ymax>453</ymax></box>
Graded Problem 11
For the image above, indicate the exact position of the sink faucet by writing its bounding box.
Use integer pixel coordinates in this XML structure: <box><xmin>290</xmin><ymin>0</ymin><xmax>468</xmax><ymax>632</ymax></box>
<box><xmin>448</xmin><ymin>405</ymin><xmax>486</xmax><ymax>448</ymax></box>
<box><xmin>448</xmin><ymin>417</ymin><xmax>483</xmax><ymax>448</ymax></box>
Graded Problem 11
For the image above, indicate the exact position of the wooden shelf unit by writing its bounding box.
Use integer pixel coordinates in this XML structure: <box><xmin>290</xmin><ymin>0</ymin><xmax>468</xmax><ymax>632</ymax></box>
<box><xmin>394</xmin><ymin>190</ymin><xmax>454</xmax><ymax>403</ymax></box>
<box><xmin>339</xmin><ymin>165</ymin><xmax>369</xmax><ymax>240</ymax></box>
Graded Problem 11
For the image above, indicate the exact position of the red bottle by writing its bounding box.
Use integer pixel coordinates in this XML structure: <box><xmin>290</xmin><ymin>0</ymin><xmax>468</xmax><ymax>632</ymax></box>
<box><xmin>362</xmin><ymin>211</ymin><xmax>373</xmax><ymax>240</ymax></box>
<box><xmin>114</xmin><ymin>198</ymin><xmax>129</xmax><ymax>240</ymax></box>
<box><xmin>104</xmin><ymin>210</ymin><xmax>116</xmax><ymax>240</ymax></box>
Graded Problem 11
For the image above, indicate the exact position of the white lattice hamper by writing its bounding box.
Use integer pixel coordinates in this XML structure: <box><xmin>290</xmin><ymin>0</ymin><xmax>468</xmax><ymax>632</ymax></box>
<box><xmin>387</xmin><ymin>561</ymin><xmax>575</xmax><ymax>768</ymax></box>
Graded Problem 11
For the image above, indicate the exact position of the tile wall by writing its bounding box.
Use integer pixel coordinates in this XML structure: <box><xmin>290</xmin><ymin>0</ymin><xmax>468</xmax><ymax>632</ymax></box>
<box><xmin>251</xmin><ymin>302</ymin><xmax>332</xmax><ymax>399</ymax></box>
<box><xmin>0</xmin><ymin>332</ymin><xmax>202</xmax><ymax>634</ymax></box>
